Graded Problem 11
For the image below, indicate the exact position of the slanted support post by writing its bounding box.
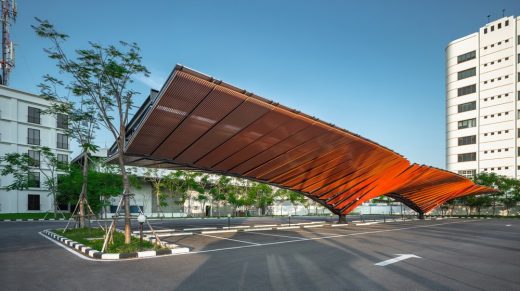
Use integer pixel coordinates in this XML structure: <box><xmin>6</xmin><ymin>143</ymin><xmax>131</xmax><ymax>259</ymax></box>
<box><xmin>338</xmin><ymin>214</ymin><xmax>347</xmax><ymax>224</ymax></box>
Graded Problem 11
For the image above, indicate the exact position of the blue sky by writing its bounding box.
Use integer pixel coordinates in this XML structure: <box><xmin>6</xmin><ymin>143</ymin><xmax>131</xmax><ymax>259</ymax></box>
<box><xmin>10</xmin><ymin>0</ymin><xmax>520</xmax><ymax>167</ymax></box>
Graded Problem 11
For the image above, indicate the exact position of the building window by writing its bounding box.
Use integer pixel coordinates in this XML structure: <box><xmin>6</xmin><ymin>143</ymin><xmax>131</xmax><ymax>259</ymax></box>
<box><xmin>457</xmin><ymin>51</ymin><xmax>476</xmax><ymax>64</ymax></box>
<box><xmin>458</xmin><ymin>118</ymin><xmax>476</xmax><ymax>129</ymax></box>
<box><xmin>57</xmin><ymin>113</ymin><xmax>68</xmax><ymax>129</ymax></box>
<box><xmin>491</xmin><ymin>25</ymin><xmax>494</xmax><ymax>32</ymax></box>
<box><xmin>457</xmin><ymin>84</ymin><xmax>476</xmax><ymax>96</ymax></box>
<box><xmin>28</xmin><ymin>107</ymin><xmax>41</xmax><ymax>124</ymax></box>
<box><xmin>458</xmin><ymin>169</ymin><xmax>476</xmax><ymax>178</ymax></box>
<box><xmin>57</xmin><ymin>133</ymin><xmax>68</xmax><ymax>149</ymax></box>
<box><xmin>458</xmin><ymin>152</ymin><xmax>476</xmax><ymax>162</ymax></box>
<box><xmin>27</xmin><ymin>194</ymin><xmax>40</xmax><ymax>211</ymax></box>
<box><xmin>505</xmin><ymin>20</ymin><xmax>509</xmax><ymax>26</ymax></box>
<box><xmin>28</xmin><ymin>150</ymin><xmax>40</xmax><ymax>167</ymax></box>
<box><xmin>498</xmin><ymin>23</ymin><xmax>501</xmax><ymax>29</ymax></box>
<box><xmin>27</xmin><ymin>128</ymin><xmax>40</xmax><ymax>145</ymax></box>
<box><xmin>458</xmin><ymin>135</ymin><xmax>476</xmax><ymax>146</ymax></box>
<box><xmin>457</xmin><ymin>67</ymin><xmax>476</xmax><ymax>80</ymax></box>
<box><xmin>484</xmin><ymin>28</ymin><xmax>487</xmax><ymax>34</ymax></box>
<box><xmin>457</xmin><ymin>101</ymin><xmax>476</xmax><ymax>113</ymax></box>
<box><xmin>57</xmin><ymin>154</ymin><xmax>68</xmax><ymax>166</ymax></box>
<box><xmin>28</xmin><ymin>172</ymin><xmax>40</xmax><ymax>188</ymax></box>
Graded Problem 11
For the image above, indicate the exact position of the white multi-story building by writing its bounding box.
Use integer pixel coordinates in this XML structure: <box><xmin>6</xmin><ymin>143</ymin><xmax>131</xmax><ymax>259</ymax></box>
<box><xmin>446</xmin><ymin>16</ymin><xmax>519</xmax><ymax>178</ymax></box>
<box><xmin>0</xmin><ymin>86</ymin><xmax>71</xmax><ymax>213</ymax></box>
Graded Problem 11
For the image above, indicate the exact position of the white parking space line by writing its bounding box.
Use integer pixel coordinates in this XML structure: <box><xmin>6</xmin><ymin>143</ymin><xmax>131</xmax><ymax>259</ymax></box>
<box><xmin>184</xmin><ymin>227</ymin><xmax>217</xmax><ymax>231</ymax></box>
<box><xmin>246</xmin><ymin>231</ymin><xmax>306</xmax><ymax>240</ymax></box>
<box><xmin>303</xmin><ymin>231</ymin><xmax>344</xmax><ymax>236</ymax></box>
<box><xmin>198</xmin><ymin>234</ymin><xmax>260</xmax><ymax>245</ymax></box>
<box><xmin>183</xmin><ymin>220</ymin><xmax>479</xmax><ymax>255</ymax></box>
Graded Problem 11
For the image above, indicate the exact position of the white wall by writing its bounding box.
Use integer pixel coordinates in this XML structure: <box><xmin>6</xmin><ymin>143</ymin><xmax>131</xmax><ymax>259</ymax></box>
<box><xmin>0</xmin><ymin>86</ymin><xmax>71</xmax><ymax>213</ymax></box>
<box><xmin>446</xmin><ymin>16</ymin><xmax>519</xmax><ymax>178</ymax></box>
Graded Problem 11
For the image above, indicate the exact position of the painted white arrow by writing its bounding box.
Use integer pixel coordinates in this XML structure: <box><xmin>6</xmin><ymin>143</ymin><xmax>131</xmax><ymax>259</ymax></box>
<box><xmin>375</xmin><ymin>254</ymin><xmax>421</xmax><ymax>266</ymax></box>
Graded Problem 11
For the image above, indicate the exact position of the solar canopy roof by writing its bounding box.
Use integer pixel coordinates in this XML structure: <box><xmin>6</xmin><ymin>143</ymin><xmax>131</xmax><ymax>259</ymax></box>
<box><xmin>111</xmin><ymin>65</ymin><xmax>496</xmax><ymax>215</ymax></box>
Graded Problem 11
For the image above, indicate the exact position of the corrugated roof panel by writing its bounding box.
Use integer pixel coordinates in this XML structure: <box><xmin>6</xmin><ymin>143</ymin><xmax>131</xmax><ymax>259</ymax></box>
<box><xmin>127</xmin><ymin>71</ymin><xmax>214</xmax><ymax>155</ymax></box>
<box><xmin>213</xmin><ymin>118</ymin><xmax>310</xmax><ymax>172</ymax></box>
<box><xmin>153</xmin><ymin>86</ymin><xmax>245</xmax><ymax>159</ymax></box>
<box><xmin>195</xmin><ymin>108</ymin><xmax>293</xmax><ymax>168</ymax></box>
<box><xmin>177</xmin><ymin>97</ymin><xmax>272</xmax><ymax>165</ymax></box>
<box><xmin>233</xmin><ymin>125</ymin><xmax>327</xmax><ymax>175</ymax></box>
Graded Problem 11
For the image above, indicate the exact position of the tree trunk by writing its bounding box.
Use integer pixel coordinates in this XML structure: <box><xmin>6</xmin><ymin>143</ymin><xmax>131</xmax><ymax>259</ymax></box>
<box><xmin>117</xmin><ymin>141</ymin><xmax>132</xmax><ymax>244</ymax></box>
<box><xmin>78</xmin><ymin>150</ymin><xmax>89</xmax><ymax>228</ymax></box>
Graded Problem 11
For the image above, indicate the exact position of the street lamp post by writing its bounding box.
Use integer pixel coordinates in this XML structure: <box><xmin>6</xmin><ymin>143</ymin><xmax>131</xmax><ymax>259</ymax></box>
<box><xmin>329</xmin><ymin>213</ymin><xmax>333</xmax><ymax>223</ymax></box>
<box><xmin>288</xmin><ymin>214</ymin><xmax>291</xmax><ymax>226</ymax></box>
<box><xmin>137</xmin><ymin>214</ymin><xmax>146</xmax><ymax>249</ymax></box>
<box><xmin>227</xmin><ymin>213</ymin><xmax>231</xmax><ymax>229</ymax></box>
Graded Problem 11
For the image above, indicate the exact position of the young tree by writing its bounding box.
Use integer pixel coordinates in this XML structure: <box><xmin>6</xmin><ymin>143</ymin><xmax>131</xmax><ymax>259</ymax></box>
<box><xmin>38</xmin><ymin>80</ymin><xmax>98</xmax><ymax>228</ymax></box>
<box><xmin>0</xmin><ymin>147</ymin><xmax>67</xmax><ymax>218</ymax></box>
<box><xmin>288</xmin><ymin>190</ymin><xmax>306</xmax><ymax>215</ymax></box>
<box><xmin>472</xmin><ymin>172</ymin><xmax>502</xmax><ymax>215</ymax></box>
<box><xmin>210</xmin><ymin>176</ymin><xmax>231</xmax><ymax>217</ymax></box>
<box><xmin>33</xmin><ymin>19</ymin><xmax>149</xmax><ymax>243</ymax></box>
<box><xmin>196</xmin><ymin>174</ymin><xmax>211</xmax><ymax>216</ymax></box>
<box><xmin>182</xmin><ymin>171</ymin><xmax>204</xmax><ymax>216</ymax></box>
<box><xmin>164</xmin><ymin>171</ymin><xmax>204</xmax><ymax>216</ymax></box>
<box><xmin>274</xmin><ymin>188</ymin><xmax>290</xmax><ymax>216</ymax></box>
<box><xmin>250</xmin><ymin>182</ymin><xmax>274</xmax><ymax>215</ymax></box>
<box><xmin>143</xmin><ymin>168</ymin><xmax>168</xmax><ymax>218</ymax></box>
<box><xmin>226</xmin><ymin>180</ymin><xmax>248</xmax><ymax>216</ymax></box>
<box><xmin>57</xmin><ymin>164</ymin><xmax>122</xmax><ymax>215</ymax></box>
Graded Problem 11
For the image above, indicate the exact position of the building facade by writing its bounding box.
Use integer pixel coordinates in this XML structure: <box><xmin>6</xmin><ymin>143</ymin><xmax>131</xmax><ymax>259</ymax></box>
<box><xmin>446</xmin><ymin>16</ymin><xmax>519</xmax><ymax>178</ymax></box>
<box><xmin>0</xmin><ymin>86</ymin><xmax>71</xmax><ymax>213</ymax></box>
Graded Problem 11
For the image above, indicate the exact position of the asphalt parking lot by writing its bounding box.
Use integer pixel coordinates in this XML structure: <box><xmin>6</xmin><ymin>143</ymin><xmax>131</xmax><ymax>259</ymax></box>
<box><xmin>1</xmin><ymin>217</ymin><xmax>519</xmax><ymax>290</ymax></box>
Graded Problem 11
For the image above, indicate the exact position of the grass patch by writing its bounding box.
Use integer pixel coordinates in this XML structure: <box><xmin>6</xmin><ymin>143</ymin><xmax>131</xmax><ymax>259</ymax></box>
<box><xmin>0</xmin><ymin>213</ymin><xmax>70</xmax><ymax>220</ymax></box>
<box><xmin>55</xmin><ymin>228</ymin><xmax>163</xmax><ymax>253</ymax></box>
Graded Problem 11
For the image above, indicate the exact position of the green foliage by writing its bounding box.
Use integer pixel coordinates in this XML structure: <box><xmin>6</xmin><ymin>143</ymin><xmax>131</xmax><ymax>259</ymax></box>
<box><xmin>0</xmin><ymin>146</ymin><xmax>66</xmax><ymax>193</ymax></box>
<box><xmin>144</xmin><ymin>169</ymin><xmax>168</xmax><ymax>209</ymax></box>
<box><xmin>32</xmin><ymin>18</ymin><xmax>149</xmax><ymax>142</ymax></box>
<box><xmin>250</xmin><ymin>183</ymin><xmax>274</xmax><ymax>213</ymax></box>
<box><xmin>57</xmin><ymin>165</ymin><xmax>123</xmax><ymax>213</ymax></box>
<box><xmin>448</xmin><ymin>172</ymin><xmax>520</xmax><ymax>215</ymax></box>
<box><xmin>0</xmin><ymin>152</ymin><xmax>32</xmax><ymax>190</ymax></box>
<box><xmin>56</xmin><ymin>228</ymin><xmax>161</xmax><ymax>253</ymax></box>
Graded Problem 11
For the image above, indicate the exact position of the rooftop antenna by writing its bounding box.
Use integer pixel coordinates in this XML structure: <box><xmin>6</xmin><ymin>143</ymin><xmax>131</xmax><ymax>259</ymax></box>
<box><xmin>1</xmin><ymin>0</ymin><xmax>16</xmax><ymax>86</ymax></box>
<box><xmin>502</xmin><ymin>9</ymin><xmax>505</xmax><ymax>17</ymax></box>
<box><xmin>487</xmin><ymin>14</ymin><xmax>491</xmax><ymax>23</ymax></box>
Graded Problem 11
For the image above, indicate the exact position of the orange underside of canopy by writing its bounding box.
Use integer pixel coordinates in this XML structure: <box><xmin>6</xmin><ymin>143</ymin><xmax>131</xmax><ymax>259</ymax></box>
<box><xmin>116</xmin><ymin>65</ymin><xmax>496</xmax><ymax>215</ymax></box>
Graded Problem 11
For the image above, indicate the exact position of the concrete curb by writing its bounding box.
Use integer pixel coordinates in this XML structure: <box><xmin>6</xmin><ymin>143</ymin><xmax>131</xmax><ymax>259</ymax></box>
<box><xmin>0</xmin><ymin>218</ymin><xmax>67</xmax><ymax>222</ymax></box>
<box><xmin>41</xmin><ymin>229</ymin><xmax>189</xmax><ymax>260</ymax></box>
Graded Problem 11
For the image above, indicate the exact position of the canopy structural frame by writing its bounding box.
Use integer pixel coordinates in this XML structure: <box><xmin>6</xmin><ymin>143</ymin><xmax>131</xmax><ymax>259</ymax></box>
<box><xmin>109</xmin><ymin>65</ymin><xmax>497</xmax><ymax>218</ymax></box>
